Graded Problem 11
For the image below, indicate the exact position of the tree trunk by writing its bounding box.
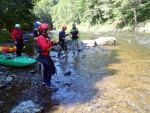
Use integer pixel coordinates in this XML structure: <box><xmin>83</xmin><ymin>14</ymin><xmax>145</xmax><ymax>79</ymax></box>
<box><xmin>98</xmin><ymin>10</ymin><xmax>102</xmax><ymax>23</ymax></box>
<box><xmin>121</xmin><ymin>12</ymin><xmax>126</xmax><ymax>25</ymax></box>
<box><xmin>133</xmin><ymin>1</ymin><xmax>137</xmax><ymax>25</ymax></box>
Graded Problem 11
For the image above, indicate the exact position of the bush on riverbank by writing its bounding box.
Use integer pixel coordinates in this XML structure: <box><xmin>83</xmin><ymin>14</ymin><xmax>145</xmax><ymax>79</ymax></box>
<box><xmin>0</xmin><ymin>31</ymin><xmax>11</xmax><ymax>43</ymax></box>
<box><xmin>78</xmin><ymin>20</ymin><xmax>150</xmax><ymax>33</ymax></box>
<box><xmin>57</xmin><ymin>20</ymin><xmax>150</xmax><ymax>33</ymax></box>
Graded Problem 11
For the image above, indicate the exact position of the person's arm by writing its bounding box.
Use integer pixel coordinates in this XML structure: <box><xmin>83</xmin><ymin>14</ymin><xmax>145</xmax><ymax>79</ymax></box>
<box><xmin>33</xmin><ymin>30</ymin><xmax>38</xmax><ymax>41</ymax></box>
<box><xmin>12</xmin><ymin>30</ymin><xmax>17</xmax><ymax>44</ymax></box>
<box><xmin>65</xmin><ymin>34</ymin><xmax>69</xmax><ymax>37</ymax></box>
<box><xmin>38</xmin><ymin>36</ymin><xmax>51</xmax><ymax>51</ymax></box>
<box><xmin>50</xmin><ymin>39</ymin><xmax>57</xmax><ymax>46</ymax></box>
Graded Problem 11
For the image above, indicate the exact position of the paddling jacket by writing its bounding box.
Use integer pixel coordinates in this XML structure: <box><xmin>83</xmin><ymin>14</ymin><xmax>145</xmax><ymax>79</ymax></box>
<box><xmin>12</xmin><ymin>28</ymin><xmax>24</xmax><ymax>41</ymax></box>
<box><xmin>37</xmin><ymin>35</ymin><xmax>57</xmax><ymax>56</ymax></box>
<box><xmin>59</xmin><ymin>31</ymin><xmax>69</xmax><ymax>42</ymax></box>
<box><xmin>33</xmin><ymin>28</ymin><xmax>39</xmax><ymax>38</ymax></box>
<box><xmin>70</xmin><ymin>27</ymin><xmax>79</xmax><ymax>40</ymax></box>
<box><xmin>33</xmin><ymin>28</ymin><xmax>41</xmax><ymax>39</ymax></box>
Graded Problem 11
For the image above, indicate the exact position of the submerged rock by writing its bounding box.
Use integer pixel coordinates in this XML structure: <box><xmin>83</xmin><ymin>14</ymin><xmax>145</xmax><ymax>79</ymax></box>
<box><xmin>10</xmin><ymin>100</ymin><xmax>43</xmax><ymax>113</ymax></box>
<box><xmin>64</xmin><ymin>70</ymin><xmax>71</xmax><ymax>76</ymax></box>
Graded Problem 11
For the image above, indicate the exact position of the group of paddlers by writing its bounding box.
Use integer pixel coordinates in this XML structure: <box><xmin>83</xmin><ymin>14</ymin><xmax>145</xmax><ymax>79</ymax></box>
<box><xmin>11</xmin><ymin>22</ymin><xmax>81</xmax><ymax>90</ymax></box>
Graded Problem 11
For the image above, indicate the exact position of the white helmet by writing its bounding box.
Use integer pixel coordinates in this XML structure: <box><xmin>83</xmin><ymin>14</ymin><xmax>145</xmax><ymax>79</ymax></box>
<box><xmin>15</xmin><ymin>24</ymin><xmax>20</xmax><ymax>28</ymax></box>
<box><xmin>36</xmin><ymin>21</ymin><xmax>41</xmax><ymax>25</ymax></box>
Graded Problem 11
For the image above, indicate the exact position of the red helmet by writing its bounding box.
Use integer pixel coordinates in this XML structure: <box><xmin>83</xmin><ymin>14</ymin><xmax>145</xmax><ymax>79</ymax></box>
<box><xmin>62</xmin><ymin>26</ymin><xmax>67</xmax><ymax>30</ymax></box>
<box><xmin>39</xmin><ymin>23</ymin><xmax>50</xmax><ymax>31</ymax></box>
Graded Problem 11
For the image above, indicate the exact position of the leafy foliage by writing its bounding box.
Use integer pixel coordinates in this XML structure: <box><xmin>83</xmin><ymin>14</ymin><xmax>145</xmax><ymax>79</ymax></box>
<box><xmin>1</xmin><ymin>0</ymin><xmax>149</xmax><ymax>32</ymax></box>
<box><xmin>0</xmin><ymin>0</ymin><xmax>38</xmax><ymax>32</ymax></box>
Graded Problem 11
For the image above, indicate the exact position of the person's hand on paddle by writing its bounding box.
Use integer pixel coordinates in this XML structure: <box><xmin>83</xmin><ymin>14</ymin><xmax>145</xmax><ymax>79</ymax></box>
<box><xmin>50</xmin><ymin>38</ymin><xmax>57</xmax><ymax>45</ymax></box>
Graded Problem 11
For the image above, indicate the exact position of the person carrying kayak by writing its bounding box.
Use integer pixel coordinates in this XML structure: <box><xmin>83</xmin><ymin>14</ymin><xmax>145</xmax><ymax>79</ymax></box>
<box><xmin>70</xmin><ymin>23</ymin><xmax>81</xmax><ymax>52</ymax></box>
<box><xmin>58</xmin><ymin>26</ymin><xmax>69</xmax><ymax>57</ymax></box>
<box><xmin>12</xmin><ymin>24</ymin><xmax>24</xmax><ymax>57</ymax></box>
<box><xmin>35</xmin><ymin>23</ymin><xmax>58</xmax><ymax>91</ymax></box>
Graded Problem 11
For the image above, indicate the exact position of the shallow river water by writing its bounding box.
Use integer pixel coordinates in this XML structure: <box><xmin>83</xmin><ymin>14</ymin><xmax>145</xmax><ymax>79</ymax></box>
<box><xmin>0</xmin><ymin>31</ymin><xmax>150</xmax><ymax>113</ymax></box>
<box><xmin>50</xmin><ymin>32</ymin><xmax>150</xmax><ymax>113</ymax></box>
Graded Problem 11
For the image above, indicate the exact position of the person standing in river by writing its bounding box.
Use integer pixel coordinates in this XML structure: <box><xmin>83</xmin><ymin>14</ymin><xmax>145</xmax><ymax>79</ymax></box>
<box><xmin>12</xmin><ymin>24</ymin><xmax>24</xmax><ymax>57</ymax></box>
<box><xmin>58</xmin><ymin>26</ymin><xmax>69</xmax><ymax>57</ymax></box>
<box><xmin>70</xmin><ymin>23</ymin><xmax>81</xmax><ymax>52</ymax></box>
<box><xmin>33</xmin><ymin>21</ymin><xmax>42</xmax><ymax>69</ymax></box>
<box><xmin>35</xmin><ymin>23</ymin><xmax>58</xmax><ymax>91</ymax></box>
<box><xmin>33</xmin><ymin>21</ymin><xmax>41</xmax><ymax>42</ymax></box>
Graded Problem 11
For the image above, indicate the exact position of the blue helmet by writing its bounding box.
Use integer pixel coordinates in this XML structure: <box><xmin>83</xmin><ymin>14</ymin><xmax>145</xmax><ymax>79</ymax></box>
<box><xmin>35</xmin><ymin>21</ymin><xmax>41</xmax><ymax>28</ymax></box>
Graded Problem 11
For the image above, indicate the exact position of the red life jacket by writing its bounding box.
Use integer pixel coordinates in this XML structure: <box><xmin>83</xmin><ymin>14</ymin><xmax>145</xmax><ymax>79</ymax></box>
<box><xmin>37</xmin><ymin>35</ymin><xmax>56</xmax><ymax>56</ymax></box>
<box><xmin>12</xmin><ymin>29</ymin><xmax>23</xmax><ymax>41</ymax></box>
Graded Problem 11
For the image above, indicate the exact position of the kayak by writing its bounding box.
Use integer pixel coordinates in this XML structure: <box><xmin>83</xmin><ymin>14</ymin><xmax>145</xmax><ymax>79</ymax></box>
<box><xmin>0</xmin><ymin>46</ymin><xmax>17</xmax><ymax>53</ymax></box>
<box><xmin>0</xmin><ymin>54</ymin><xmax>37</xmax><ymax>67</ymax></box>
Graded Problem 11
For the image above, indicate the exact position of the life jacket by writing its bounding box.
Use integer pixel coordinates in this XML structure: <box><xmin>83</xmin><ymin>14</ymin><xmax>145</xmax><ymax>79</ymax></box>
<box><xmin>70</xmin><ymin>27</ymin><xmax>79</xmax><ymax>40</ymax></box>
<box><xmin>12</xmin><ymin>28</ymin><xmax>23</xmax><ymax>41</ymax></box>
<box><xmin>33</xmin><ymin>28</ymin><xmax>39</xmax><ymax>38</ymax></box>
<box><xmin>37</xmin><ymin>35</ymin><xmax>56</xmax><ymax>56</ymax></box>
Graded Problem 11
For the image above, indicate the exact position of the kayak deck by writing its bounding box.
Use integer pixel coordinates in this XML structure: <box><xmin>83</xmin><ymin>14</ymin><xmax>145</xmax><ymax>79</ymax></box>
<box><xmin>0</xmin><ymin>54</ymin><xmax>37</xmax><ymax>67</ymax></box>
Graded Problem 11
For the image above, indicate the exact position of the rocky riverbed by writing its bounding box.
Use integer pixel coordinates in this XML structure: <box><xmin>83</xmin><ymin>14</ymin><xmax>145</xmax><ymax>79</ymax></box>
<box><xmin>0</xmin><ymin>32</ymin><xmax>150</xmax><ymax>113</ymax></box>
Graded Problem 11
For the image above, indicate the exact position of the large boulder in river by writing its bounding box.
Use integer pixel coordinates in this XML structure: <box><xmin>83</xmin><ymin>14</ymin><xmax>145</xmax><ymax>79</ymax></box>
<box><xmin>95</xmin><ymin>37</ymin><xmax>117</xmax><ymax>46</ymax></box>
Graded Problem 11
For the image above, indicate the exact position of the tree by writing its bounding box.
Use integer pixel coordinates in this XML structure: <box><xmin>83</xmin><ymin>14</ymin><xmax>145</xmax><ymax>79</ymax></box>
<box><xmin>0</xmin><ymin>0</ymin><xmax>37</xmax><ymax>32</ymax></box>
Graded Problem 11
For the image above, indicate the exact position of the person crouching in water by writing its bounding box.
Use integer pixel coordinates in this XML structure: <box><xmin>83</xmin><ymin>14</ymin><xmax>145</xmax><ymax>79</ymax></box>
<box><xmin>12</xmin><ymin>24</ymin><xmax>24</xmax><ymax>57</ymax></box>
<box><xmin>58</xmin><ymin>26</ymin><xmax>69</xmax><ymax>57</ymax></box>
<box><xmin>35</xmin><ymin>23</ymin><xmax>58</xmax><ymax>91</ymax></box>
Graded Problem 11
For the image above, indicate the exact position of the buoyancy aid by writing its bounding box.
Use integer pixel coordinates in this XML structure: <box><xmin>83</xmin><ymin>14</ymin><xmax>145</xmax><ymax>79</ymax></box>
<box><xmin>70</xmin><ymin>27</ymin><xmax>79</xmax><ymax>40</ymax></box>
<box><xmin>12</xmin><ymin>29</ymin><xmax>24</xmax><ymax>41</ymax></box>
<box><xmin>37</xmin><ymin>35</ymin><xmax>56</xmax><ymax>56</ymax></box>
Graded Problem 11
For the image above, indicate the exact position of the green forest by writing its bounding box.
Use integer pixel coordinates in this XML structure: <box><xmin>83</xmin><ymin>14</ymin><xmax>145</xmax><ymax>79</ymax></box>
<box><xmin>0</xmin><ymin>0</ymin><xmax>150</xmax><ymax>39</ymax></box>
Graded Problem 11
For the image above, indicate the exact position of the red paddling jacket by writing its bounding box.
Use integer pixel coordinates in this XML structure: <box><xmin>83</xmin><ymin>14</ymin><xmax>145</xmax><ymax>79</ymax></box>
<box><xmin>37</xmin><ymin>35</ymin><xmax>56</xmax><ymax>56</ymax></box>
<box><xmin>36</xmin><ymin>35</ymin><xmax>57</xmax><ymax>75</ymax></box>
<box><xmin>12</xmin><ymin>29</ymin><xmax>24</xmax><ymax>41</ymax></box>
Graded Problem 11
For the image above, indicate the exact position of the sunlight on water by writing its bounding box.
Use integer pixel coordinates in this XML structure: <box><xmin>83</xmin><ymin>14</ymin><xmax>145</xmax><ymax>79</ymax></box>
<box><xmin>51</xmin><ymin>32</ymin><xmax>150</xmax><ymax>113</ymax></box>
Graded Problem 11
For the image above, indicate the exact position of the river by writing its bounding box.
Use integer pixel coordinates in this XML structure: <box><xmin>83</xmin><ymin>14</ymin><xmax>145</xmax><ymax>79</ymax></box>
<box><xmin>0</xmin><ymin>31</ymin><xmax>150</xmax><ymax>113</ymax></box>
<box><xmin>50</xmin><ymin>31</ymin><xmax>150</xmax><ymax>113</ymax></box>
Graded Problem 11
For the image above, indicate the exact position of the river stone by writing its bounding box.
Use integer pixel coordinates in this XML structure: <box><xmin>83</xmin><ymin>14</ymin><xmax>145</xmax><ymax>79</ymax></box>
<box><xmin>5</xmin><ymin>77</ymin><xmax>13</xmax><ymax>82</ymax></box>
<box><xmin>64</xmin><ymin>70</ymin><xmax>71</xmax><ymax>76</ymax></box>
<box><xmin>10</xmin><ymin>74</ymin><xmax>17</xmax><ymax>78</ymax></box>
<box><xmin>0</xmin><ymin>72</ymin><xmax>3</xmax><ymax>75</ymax></box>
<box><xmin>51</xmin><ymin>46</ymin><xmax>60</xmax><ymax>51</ymax></box>
<box><xmin>10</xmin><ymin>100</ymin><xmax>43</xmax><ymax>113</ymax></box>
<box><xmin>30</xmin><ymin>70</ymin><xmax>36</xmax><ymax>74</ymax></box>
<box><xmin>0</xmin><ymin>84</ymin><xmax>7</xmax><ymax>90</ymax></box>
<box><xmin>0</xmin><ymin>76</ymin><xmax>6</xmax><ymax>83</ymax></box>
<box><xmin>95</xmin><ymin>37</ymin><xmax>117</xmax><ymax>46</ymax></box>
